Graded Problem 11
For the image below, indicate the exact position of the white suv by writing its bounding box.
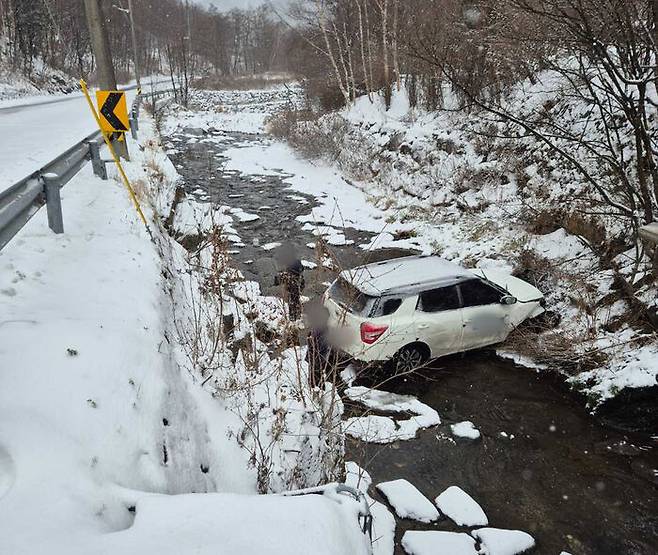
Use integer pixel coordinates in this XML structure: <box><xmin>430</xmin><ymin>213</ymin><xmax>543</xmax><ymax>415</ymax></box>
<box><xmin>323</xmin><ymin>255</ymin><xmax>545</xmax><ymax>372</ymax></box>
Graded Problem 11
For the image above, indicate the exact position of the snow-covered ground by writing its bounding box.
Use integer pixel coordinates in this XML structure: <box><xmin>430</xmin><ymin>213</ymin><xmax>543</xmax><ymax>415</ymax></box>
<box><xmin>7</xmin><ymin>77</ymin><xmax>642</xmax><ymax>553</ymax></box>
<box><xmin>0</xmin><ymin>103</ymin><xmax>370</xmax><ymax>554</ymax></box>
<box><xmin>175</xmin><ymin>83</ymin><xmax>656</xmax><ymax>405</ymax></box>
<box><xmin>0</xmin><ymin>58</ymin><xmax>77</xmax><ymax>102</ymax></box>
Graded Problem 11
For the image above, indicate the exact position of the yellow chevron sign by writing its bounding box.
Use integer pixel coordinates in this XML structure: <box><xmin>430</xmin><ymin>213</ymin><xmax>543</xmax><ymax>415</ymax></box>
<box><xmin>96</xmin><ymin>90</ymin><xmax>130</xmax><ymax>134</ymax></box>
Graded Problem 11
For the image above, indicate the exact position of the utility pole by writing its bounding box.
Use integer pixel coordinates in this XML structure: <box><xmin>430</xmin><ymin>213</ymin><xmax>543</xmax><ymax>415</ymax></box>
<box><xmin>186</xmin><ymin>0</ymin><xmax>192</xmax><ymax>54</ymax></box>
<box><xmin>83</xmin><ymin>0</ymin><xmax>117</xmax><ymax>90</ymax></box>
<box><xmin>84</xmin><ymin>0</ymin><xmax>128</xmax><ymax>159</ymax></box>
<box><xmin>127</xmin><ymin>0</ymin><xmax>141</xmax><ymax>91</ymax></box>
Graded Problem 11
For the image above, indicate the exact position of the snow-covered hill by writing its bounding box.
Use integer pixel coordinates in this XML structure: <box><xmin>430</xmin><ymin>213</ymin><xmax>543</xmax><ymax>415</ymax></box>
<box><xmin>0</xmin><ymin>59</ymin><xmax>77</xmax><ymax>102</ymax></box>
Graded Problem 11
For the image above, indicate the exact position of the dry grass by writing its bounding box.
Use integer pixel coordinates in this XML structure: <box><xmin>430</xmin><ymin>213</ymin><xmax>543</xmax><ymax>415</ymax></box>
<box><xmin>267</xmin><ymin>109</ymin><xmax>349</xmax><ymax>162</ymax></box>
<box><xmin>505</xmin><ymin>326</ymin><xmax>610</xmax><ymax>374</ymax></box>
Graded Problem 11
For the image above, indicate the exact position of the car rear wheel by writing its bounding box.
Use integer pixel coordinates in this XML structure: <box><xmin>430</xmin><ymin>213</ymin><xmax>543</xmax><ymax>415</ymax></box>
<box><xmin>394</xmin><ymin>344</ymin><xmax>429</xmax><ymax>374</ymax></box>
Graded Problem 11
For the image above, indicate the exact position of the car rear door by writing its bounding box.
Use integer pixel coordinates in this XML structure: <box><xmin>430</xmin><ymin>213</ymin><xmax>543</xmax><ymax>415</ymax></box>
<box><xmin>458</xmin><ymin>278</ymin><xmax>511</xmax><ymax>349</ymax></box>
<box><xmin>413</xmin><ymin>285</ymin><xmax>463</xmax><ymax>357</ymax></box>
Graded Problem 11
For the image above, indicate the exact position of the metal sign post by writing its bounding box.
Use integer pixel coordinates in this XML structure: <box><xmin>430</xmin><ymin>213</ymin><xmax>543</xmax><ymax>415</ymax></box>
<box><xmin>81</xmin><ymin>80</ymin><xmax>149</xmax><ymax>232</ymax></box>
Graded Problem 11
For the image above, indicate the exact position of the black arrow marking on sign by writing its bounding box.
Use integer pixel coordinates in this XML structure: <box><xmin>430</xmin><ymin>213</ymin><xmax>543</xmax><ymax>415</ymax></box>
<box><xmin>100</xmin><ymin>92</ymin><xmax>127</xmax><ymax>131</ymax></box>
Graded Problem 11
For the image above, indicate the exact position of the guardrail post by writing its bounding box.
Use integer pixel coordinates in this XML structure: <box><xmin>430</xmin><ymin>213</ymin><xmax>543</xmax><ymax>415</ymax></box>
<box><xmin>130</xmin><ymin>94</ymin><xmax>141</xmax><ymax>141</ymax></box>
<box><xmin>130</xmin><ymin>117</ymin><xmax>138</xmax><ymax>140</ymax></box>
<box><xmin>113</xmin><ymin>134</ymin><xmax>130</xmax><ymax>161</ymax></box>
<box><xmin>89</xmin><ymin>140</ymin><xmax>108</xmax><ymax>180</ymax></box>
<box><xmin>42</xmin><ymin>173</ymin><xmax>64</xmax><ymax>234</ymax></box>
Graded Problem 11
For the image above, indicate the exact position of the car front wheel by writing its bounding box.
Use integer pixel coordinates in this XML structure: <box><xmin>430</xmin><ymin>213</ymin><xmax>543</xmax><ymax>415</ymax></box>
<box><xmin>394</xmin><ymin>344</ymin><xmax>429</xmax><ymax>374</ymax></box>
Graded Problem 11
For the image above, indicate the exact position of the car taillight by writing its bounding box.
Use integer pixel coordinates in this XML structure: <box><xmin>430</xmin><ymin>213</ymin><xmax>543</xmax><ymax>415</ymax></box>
<box><xmin>360</xmin><ymin>322</ymin><xmax>388</xmax><ymax>344</ymax></box>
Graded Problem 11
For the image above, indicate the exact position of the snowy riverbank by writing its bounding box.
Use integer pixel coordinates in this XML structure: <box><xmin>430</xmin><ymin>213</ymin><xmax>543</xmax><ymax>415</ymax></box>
<box><xmin>271</xmin><ymin>84</ymin><xmax>657</xmax><ymax>410</ymax></box>
<box><xmin>0</xmin><ymin>107</ymin><xmax>370</xmax><ymax>554</ymax></box>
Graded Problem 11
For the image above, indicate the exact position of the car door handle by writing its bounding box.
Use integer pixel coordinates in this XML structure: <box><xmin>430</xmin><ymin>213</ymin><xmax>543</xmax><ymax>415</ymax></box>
<box><xmin>417</xmin><ymin>324</ymin><xmax>429</xmax><ymax>330</ymax></box>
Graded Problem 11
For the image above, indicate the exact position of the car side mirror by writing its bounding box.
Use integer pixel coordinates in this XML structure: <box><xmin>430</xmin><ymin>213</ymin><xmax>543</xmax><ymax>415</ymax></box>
<box><xmin>501</xmin><ymin>295</ymin><xmax>517</xmax><ymax>305</ymax></box>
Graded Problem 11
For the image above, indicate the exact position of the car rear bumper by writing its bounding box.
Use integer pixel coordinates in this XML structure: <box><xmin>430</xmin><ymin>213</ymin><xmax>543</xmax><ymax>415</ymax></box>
<box><xmin>336</xmin><ymin>342</ymin><xmax>392</xmax><ymax>363</ymax></box>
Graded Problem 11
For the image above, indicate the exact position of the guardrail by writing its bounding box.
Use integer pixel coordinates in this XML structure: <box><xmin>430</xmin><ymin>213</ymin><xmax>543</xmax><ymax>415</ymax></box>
<box><xmin>0</xmin><ymin>88</ymin><xmax>174</xmax><ymax>252</ymax></box>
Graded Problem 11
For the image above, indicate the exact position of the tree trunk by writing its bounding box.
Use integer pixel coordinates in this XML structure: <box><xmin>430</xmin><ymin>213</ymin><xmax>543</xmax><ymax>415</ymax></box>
<box><xmin>83</xmin><ymin>0</ymin><xmax>117</xmax><ymax>89</ymax></box>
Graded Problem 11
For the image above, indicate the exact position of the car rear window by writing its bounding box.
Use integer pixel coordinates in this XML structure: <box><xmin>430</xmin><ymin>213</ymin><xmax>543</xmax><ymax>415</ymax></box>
<box><xmin>418</xmin><ymin>286</ymin><xmax>460</xmax><ymax>312</ymax></box>
<box><xmin>329</xmin><ymin>278</ymin><xmax>377</xmax><ymax>316</ymax></box>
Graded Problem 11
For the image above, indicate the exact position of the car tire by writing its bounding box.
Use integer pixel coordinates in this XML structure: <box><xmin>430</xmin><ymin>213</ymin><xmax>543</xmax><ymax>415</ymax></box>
<box><xmin>394</xmin><ymin>344</ymin><xmax>429</xmax><ymax>374</ymax></box>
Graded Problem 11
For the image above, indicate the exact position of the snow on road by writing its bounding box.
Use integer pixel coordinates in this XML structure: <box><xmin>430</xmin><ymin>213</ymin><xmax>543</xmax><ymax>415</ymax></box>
<box><xmin>0</xmin><ymin>79</ymin><xmax>168</xmax><ymax>189</ymax></box>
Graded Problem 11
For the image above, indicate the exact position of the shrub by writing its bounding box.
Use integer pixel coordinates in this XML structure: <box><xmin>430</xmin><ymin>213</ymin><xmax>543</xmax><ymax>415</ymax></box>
<box><xmin>267</xmin><ymin>109</ymin><xmax>349</xmax><ymax>162</ymax></box>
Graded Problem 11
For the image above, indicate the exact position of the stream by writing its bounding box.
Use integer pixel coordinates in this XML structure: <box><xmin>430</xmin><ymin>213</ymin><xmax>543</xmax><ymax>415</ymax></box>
<box><xmin>164</xmin><ymin>121</ymin><xmax>657</xmax><ymax>555</ymax></box>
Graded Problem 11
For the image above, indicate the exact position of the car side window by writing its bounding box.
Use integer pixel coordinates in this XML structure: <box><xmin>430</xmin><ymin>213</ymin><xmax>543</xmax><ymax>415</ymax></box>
<box><xmin>418</xmin><ymin>286</ymin><xmax>461</xmax><ymax>313</ymax></box>
<box><xmin>459</xmin><ymin>279</ymin><xmax>502</xmax><ymax>308</ymax></box>
<box><xmin>381</xmin><ymin>298</ymin><xmax>402</xmax><ymax>316</ymax></box>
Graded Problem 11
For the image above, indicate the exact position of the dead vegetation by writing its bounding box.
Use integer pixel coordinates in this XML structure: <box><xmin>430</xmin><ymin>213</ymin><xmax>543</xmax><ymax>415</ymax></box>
<box><xmin>267</xmin><ymin>109</ymin><xmax>350</xmax><ymax>162</ymax></box>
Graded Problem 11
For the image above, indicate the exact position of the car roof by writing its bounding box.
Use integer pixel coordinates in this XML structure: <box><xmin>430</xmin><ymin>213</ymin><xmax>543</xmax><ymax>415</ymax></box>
<box><xmin>339</xmin><ymin>255</ymin><xmax>475</xmax><ymax>296</ymax></box>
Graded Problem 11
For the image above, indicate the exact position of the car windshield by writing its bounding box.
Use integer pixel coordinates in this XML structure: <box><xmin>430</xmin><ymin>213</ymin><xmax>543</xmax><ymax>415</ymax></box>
<box><xmin>329</xmin><ymin>278</ymin><xmax>376</xmax><ymax>316</ymax></box>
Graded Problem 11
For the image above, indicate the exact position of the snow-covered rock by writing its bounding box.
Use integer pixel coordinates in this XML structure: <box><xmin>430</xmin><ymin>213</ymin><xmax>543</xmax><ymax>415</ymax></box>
<box><xmin>472</xmin><ymin>527</ymin><xmax>536</xmax><ymax>555</ymax></box>
<box><xmin>345</xmin><ymin>415</ymin><xmax>405</xmax><ymax>444</ymax></box>
<box><xmin>173</xmin><ymin>198</ymin><xmax>236</xmax><ymax>236</ymax></box>
<box><xmin>451</xmin><ymin>421</ymin><xmax>481</xmax><ymax>439</ymax></box>
<box><xmin>230</xmin><ymin>207</ymin><xmax>260</xmax><ymax>222</ymax></box>
<box><xmin>345</xmin><ymin>387</ymin><xmax>441</xmax><ymax>427</ymax></box>
<box><xmin>434</xmin><ymin>486</ymin><xmax>488</xmax><ymax>527</ymax></box>
<box><xmin>344</xmin><ymin>387</ymin><xmax>441</xmax><ymax>443</ymax></box>
<box><xmin>376</xmin><ymin>479</ymin><xmax>439</xmax><ymax>523</ymax></box>
<box><xmin>401</xmin><ymin>531</ymin><xmax>478</xmax><ymax>555</ymax></box>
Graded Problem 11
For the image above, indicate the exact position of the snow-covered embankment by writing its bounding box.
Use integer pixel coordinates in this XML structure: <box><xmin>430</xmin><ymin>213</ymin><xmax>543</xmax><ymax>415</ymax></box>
<box><xmin>0</xmin><ymin>109</ymin><xmax>369</xmax><ymax>554</ymax></box>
